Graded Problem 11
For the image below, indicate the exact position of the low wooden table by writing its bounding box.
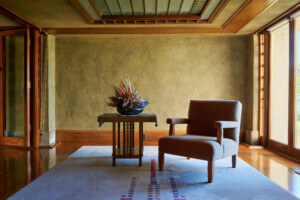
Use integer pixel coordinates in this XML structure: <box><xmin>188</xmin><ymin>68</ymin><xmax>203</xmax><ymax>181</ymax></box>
<box><xmin>97</xmin><ymin>113</ymin><xmax>157</xmax><ymax>166</ymax></box>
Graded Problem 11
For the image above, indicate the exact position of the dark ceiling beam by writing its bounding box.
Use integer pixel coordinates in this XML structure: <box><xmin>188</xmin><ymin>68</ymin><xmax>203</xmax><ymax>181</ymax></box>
<box><xmin>167</xmin><ymin>0</ymin><xmax>171</xmax><ymax>15</ymax></box>
<box><xmin>104</xmin><ymin>0</ymin><xmax>112</xmax><ymax>16</ymax></box>
<box><xmin>130</xmin><ymin>0</ymin><xmax>135</xmax><ymax>15</ymax></box>
<box><xmin>189</xmin><ymin>0</ymin><xmax>197</xmax><ymax>14</ymax></box>
<box><xmin>143</xmin><ymin>0</ymin><xmax>146</xmax><ymax>15</ymax></box>
<box><xmin>155</xmin><ymin>0</ymin><xmax>158</xmax><ymax>15</ymax></box>
<box><xmin>177</xmin><ymin>0</ymin><xmax>184</xmax><ymax>15</ymax></box>
<box><xmin>0</xmin><ymin>2</ymin><xmax>42</xmax><ymax>30</ymax></box>
<box><xmin>117</xmin><ymin>0</ymin><xmax>123</xmax><ymax>15</ymax></box>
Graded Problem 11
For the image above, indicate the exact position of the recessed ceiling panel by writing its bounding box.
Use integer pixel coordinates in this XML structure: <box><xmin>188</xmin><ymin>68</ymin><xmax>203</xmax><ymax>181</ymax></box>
<box><xmin>168</xmin><ymin>0</ymin><xmax>182</xmax><ymax>15</ymax></box>
<box><xmin>105</xmin><ymin>0</ymin><xmax>121</xmax><ymax>15</ymax></box>
<box><xmin>132</xmin><ymin>0</ymin><xmax>144</xmax><ymax>15</ymax></box>
<box><xmin>157</xmin><ymin>0</ymin><xmax>169</xmax><ymax>15</ymax></box>
<box><xmin>190</xmin><ymin>0</ymin><xmax>207</xmax><ymax>14</ymax></box>
<box><xmin>75</xmin><ymin>0</ymin><xmax>230</xmax><ymax>24</ymax></box>
<box><xmin>180</xmin><ymin>0</ymin><xmax>195</xmax><ymax>14</ymax></box>
<box><xmin>119</xmin><ymin>0</ymin><xmax>133</xmax><ymax>15</ymax></box>
<box><xmin>145</xmin><ymin>0</ymin><xmax>156</xmax><ymax>15</ymax></box>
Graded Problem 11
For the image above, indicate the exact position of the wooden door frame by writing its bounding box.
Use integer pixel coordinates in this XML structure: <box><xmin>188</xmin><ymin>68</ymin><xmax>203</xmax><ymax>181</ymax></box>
<box><xmin>0</xmin><ymin>28</ymin><xmax>31</xmax><ymax>147</ymax></box>
<box><xmin>262</xmin><ymin>17</ymin><xmax>300</xmax><ymax>161</ymax></box>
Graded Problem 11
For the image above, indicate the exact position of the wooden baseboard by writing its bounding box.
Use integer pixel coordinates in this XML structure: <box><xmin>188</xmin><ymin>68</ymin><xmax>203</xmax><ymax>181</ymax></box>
<box><xmin>56</xmin><ymin>129</ymin><xmax>246</xmax><ymax>146</ymax></box>
<box><xmin>39</xmin><ymin>142</ymin><xmax>61</xmax><ymax>149</ymax></box>
<box><xmin>241</xmin><ymin>142</ymin><xmax>264</xmax><ymax>149</ymax></box>
<box><xmin>56</xmin><ymin>130</ymin><xmax>186</xmax><ymax>146</ymax></box>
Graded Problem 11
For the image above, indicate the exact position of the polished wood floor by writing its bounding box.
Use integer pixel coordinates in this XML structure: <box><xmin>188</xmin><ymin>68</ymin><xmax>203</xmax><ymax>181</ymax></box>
<box><xmin>0</xmin><ymin>143</ymin><xmax>300</xmax><ymax>199</ymax></box>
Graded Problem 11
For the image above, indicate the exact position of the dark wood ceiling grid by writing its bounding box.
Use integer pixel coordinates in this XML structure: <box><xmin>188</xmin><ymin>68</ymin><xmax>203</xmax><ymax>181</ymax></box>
<box><xmin>74</xmin><ymin>0</ymin><xmax>228</xmax><ymax>24</ymax></box>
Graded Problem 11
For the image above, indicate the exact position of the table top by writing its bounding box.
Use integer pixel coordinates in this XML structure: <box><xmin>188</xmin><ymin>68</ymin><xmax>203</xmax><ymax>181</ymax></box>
<box><xmin>97</xmin><ymin>113</ymin><xmax>157</xmax><ymax>126</ymax></box>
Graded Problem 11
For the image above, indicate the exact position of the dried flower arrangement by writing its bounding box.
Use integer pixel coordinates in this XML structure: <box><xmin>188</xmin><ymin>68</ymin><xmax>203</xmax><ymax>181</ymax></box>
<box><xmin>107</xmin><ymin>78</ymin><xmax>149</xmax><ymax>114</ymax></box>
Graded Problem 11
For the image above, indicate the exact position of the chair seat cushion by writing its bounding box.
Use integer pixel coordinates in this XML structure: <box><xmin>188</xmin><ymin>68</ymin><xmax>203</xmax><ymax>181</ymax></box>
<box><xmin>159</xmin><ymin>134</ymin><xmax>238</xmax><ymax>161</ymax></box>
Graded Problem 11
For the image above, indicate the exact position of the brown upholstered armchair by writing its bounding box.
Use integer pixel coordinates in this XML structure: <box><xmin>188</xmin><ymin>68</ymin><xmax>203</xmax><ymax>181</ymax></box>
<box><xmin>158</xmin><ymin>100</ymin><xmax>242</xmax><ymax>183</ymax></box>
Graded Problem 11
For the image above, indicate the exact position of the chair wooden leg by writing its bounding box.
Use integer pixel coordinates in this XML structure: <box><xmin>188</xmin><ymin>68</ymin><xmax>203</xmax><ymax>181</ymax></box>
<box><xmin>208</xmin><ymin>160</ymin><xmax>214</xmax><ymax>183</ymax></box>
<box><xmin>159</xmin><ymin>150</ymin><xmax>164</xmax><ymax>171</ymax></box>
<box><xmin>232</xmin><ymin>154</ymin><xmax>237</xmax><ymax>168</ymax></box>
<box><xmin>187</xmin><ymin>157</ymin><xmax>190</xmax><ymax>160</ymax></box>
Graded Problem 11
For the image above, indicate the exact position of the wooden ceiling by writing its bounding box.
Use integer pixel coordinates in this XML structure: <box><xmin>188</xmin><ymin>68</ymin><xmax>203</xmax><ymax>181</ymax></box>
<box><xmin>71</xmin><ymin>0</ymin><xmax>229</xmax><ymax>24</ymax></box>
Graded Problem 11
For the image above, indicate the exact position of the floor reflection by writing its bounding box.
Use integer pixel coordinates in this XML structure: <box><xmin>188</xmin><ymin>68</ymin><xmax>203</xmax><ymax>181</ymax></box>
<box><xmin>239</xmin><ymin>145</ymin><xmax>300</xmax><ymax>199</ymax></box>
<box><xmin>0</xmin><ymin>144</ymin><xmax>300</xmax><ymax>199</ymax></box>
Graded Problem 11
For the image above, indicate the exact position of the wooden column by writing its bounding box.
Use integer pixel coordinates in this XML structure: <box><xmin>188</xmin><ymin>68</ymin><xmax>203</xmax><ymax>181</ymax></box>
<box><xmin>32</xmin><ymin>29</ymin><xmax>40</xmax><ymax>148</ymax></box>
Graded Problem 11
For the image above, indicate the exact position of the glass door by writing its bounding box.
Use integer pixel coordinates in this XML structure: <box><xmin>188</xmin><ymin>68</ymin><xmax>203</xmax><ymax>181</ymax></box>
<box><xmin>269</xmin><ymin>22</ymin><xmax>290</xmax><ymax>145</ymax></box>
<box><xmin>0</xmin><ymin>29</ymin><xmax>30</xmax><ymax>147</ymax></box>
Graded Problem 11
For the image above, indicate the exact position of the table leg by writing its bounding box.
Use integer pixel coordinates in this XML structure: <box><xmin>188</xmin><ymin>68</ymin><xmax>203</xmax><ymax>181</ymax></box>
<box><xmin>139</xmin><ymin>122</ymin><xmax>143</xmax><ymax>167</ymax></box>
<box><xmin>118</xmin><ymin>122</ymin><xmax>120</xmax><ymax>148</ymax></box>
<box><xmin>112</xmin><ymin>122</ymin><xmax>116</xmax><ymax>167</ymax></box>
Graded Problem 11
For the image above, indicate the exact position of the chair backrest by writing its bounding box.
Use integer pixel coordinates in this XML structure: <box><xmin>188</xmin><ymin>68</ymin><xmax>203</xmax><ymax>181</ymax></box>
<box><xmin>187</xmin><ymin>100</ymin><xmax>242</xmax><ymax>142</ymax></box>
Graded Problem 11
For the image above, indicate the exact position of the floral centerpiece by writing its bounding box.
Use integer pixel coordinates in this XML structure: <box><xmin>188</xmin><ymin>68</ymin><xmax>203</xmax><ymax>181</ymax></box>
<box><xmin>107</xmin><ymin>78</ymin><xmax>149</xmax><ymax>115</ymax></box>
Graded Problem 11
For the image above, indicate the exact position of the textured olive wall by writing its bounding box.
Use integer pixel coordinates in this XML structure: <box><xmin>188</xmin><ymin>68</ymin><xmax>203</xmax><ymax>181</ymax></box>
<box><xmin>55</xmin><ymin>35</ymin><xmax>249</xmax><ymax>130</ymax></box>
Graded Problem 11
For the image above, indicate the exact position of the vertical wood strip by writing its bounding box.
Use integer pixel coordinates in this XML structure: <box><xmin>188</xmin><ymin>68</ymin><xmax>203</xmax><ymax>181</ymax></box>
<box><xmin>288</xmin><ymin>19</ymin><xmax>296</xmax><ymax>152</ymax></box>
<box><xmin>32</xmin><ymin>29</ymin><xmax>40</xmax><ymax>148</ymax></box>
<box><xmin>24</xmin><ymin>28</ymin><xmax>30</xmax><ymax>147</ymax></box>
<box><xmin>264</xmin><ymin>31</ymin><xmax>271</xmax><ymax>147</ymax></box>
<box><xmin>0</xmin><ymin>34</ymin><xmax>3</xmax><ymax>145</ymax></box>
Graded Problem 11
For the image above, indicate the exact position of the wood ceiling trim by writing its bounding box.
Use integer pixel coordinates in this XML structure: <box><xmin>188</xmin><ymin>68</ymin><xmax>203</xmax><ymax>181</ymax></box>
<box><xmin>47</xmin><ymin>0</ymin><xmax>286</xmax><ymax>34</ymax></box>
<box><xmin>89</xmin><ymin>0</ymin><xmax>102</xmax><ymax>18</ymax></box>
<box><xmin>70</xmin><ymin>0</ymin><xmax>94</xmax><ymax>24</ymax></box>
<box><xmin>222</xmin><ymin>0</ymin><xmax>278</xmax><ymax>33</ymax></box>
<box><xmin>200</xmin><ymin>0</ymin><xmax>212</xmax><ymax>18</ymax></box>
<box><xmin>43</xmin><ymin>27</ymin><xmax>227</xmax><ymax>34</ymax></box>
<box><xmin>0</xmin><ymin>2</ymin><xmax>42</xmax><ymax>30</ymax></box>
<box><xmin>70</xmin><ymin>0</ymin><xmax>229</xmax><ymax>25</ymax></box>
<box><xmin>254</xmin><ymin>2</ymin><xmax>300</xmax><ymax>34</ymax></box>
<box><xmin>207</xmin><ymin>0</ymin><xmax>229</xmax><ymax>23</ymax></box>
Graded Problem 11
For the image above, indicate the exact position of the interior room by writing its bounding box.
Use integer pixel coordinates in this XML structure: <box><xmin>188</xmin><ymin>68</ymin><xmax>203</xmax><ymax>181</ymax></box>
<box><xmin>0</xmin><ymin>0</ymin><xmax>300</xmax><ymax>199</ymax></box>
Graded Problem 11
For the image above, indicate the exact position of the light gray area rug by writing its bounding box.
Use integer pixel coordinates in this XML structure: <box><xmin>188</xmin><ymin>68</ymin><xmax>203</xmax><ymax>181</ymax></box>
<box><xmin>9</xmin><ymin>146</ymin><xmax>298</xmax><ymax>200</ymax></box>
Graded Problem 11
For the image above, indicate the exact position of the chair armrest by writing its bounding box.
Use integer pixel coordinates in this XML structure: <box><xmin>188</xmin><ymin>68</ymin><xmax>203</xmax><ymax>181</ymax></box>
<box><xmin>213</xmin><ymin>121</ymin><xmax>239</xmax><ymax>129</ymax></box>
<box><xmin>214</xmin><ymin>121</ymin><xmax>239</xmax><ymax>146</ymax></box>
<box><xmin>167</xmin><ymin>118</ymin><xmax>189</xmax><ymax>136</ymax></box>
<box><xmin>167</xmin><ymin>118</ymin><xmax>190</xmax><ymax>125</ymax></box>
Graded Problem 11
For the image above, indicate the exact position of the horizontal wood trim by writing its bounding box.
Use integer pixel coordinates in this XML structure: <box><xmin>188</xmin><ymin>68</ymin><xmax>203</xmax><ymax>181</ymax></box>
<box><xmin>3</xmin><ymin>137</ymin><xmax>25</xmax><ymax>147</ymax></box>
<box><xmin>56</xmin><ymin>129</ymin><xmax>246</xmax><ymax>146</ymax></box>
<box><xmin>222</xmin><ymin>0</ymin><xmax>278</xmax><ymax>33</ymax></box>
<box><xmin>43</xmin><ymin>27</ymin><xmax>227</xmax><ymax>34</ymax></box>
